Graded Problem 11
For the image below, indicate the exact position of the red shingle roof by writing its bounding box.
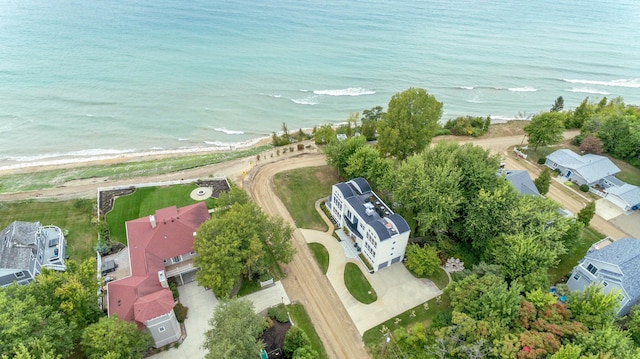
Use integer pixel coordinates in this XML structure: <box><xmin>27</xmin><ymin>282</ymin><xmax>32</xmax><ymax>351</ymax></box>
<box><xmin>107</xmin><ymin>202</ymin><xmax>210</xmax><ymax>323</ymax></box>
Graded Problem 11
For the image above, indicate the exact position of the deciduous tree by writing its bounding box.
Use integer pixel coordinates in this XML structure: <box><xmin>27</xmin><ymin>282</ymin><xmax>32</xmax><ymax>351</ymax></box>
<box><xmin>203</xmin><ymin>298</ymin><xmax>265</xmax><ymax>359</ymax></box>
<box><xmin>360</xmin><ymin>106</ymin><xmax>383</xmax><ymax>141</ymax></box>
<box><xmin>404</xmin><ymin>244</ymin><xmax>441</xmax><ymax>277</ymax></box>
<box><xmin>324</xmin><ymin>135</ymin><xmax>366</xmax><ymax>178</ymax></box>
<box><xmin>377</xmin><ymin>88</ymin><xmax>442</xmax><ymax>160</ymax></box>
<box><xmin>524</xmin><ymin>112</ymin><xmax>566</xmax><ymax>150</ymax></box>
<box><xmin>284</xmin><ymin>326</ymin><xmax>312</xmax><ymax>358</ymax></box>
<box><xmin>578</xmin><ymin>134</ymin><xmax>603</xmax><ymax>154</ymax></box>
<box><xmin>343</xmin><ymin>146</ymin><xmax>392</xmax><ymax>189</ymax></box>
<box><xmin>534</xmin><ymin>167</ymin><xmax>552</xmax><ymax>195</ymax></box>
<box><xmin>568</xmin><ymin>284</ymin><xmax>619</xmax><ymax>330</ymax></box>
<box><xmin>577</xmin><ymin>201</ymin><xmax>596</xmax><ymax>226</ymax></box>
<box><xmin>81</xmin><ymin>315</ymin><xmax>153</xmax><ymax>359</ymax></box>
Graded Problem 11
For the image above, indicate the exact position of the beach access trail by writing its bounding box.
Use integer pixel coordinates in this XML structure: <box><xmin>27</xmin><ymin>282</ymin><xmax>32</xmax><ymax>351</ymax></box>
<box><xmin>0</xmin><ymin>129</ymin><xmax>631</xmax><ymax>359</ymax></box>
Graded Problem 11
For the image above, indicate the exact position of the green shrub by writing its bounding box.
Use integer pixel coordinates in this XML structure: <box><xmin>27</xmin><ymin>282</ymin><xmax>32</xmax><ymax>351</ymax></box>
<box><xmin>174</xmin><ymin>302</ymin><xmax>188</xmax><ymax>323</ymax></box>
<box><xmin>537</xmin><ymin>157</ymin><xmax>546</xmax><ymax>165</ymax></box>
<box><xmin>579</xmin><ymin>184</ymin><xmax>589</xmax><ymax>192</ymax></box>
<box><xmin>553</xmin><ymin>169</ymin><xmax>562</xmax><ymax>176</ymax></box>
<box><xmin>434</xmin><ymin>128</ymin><xmax>451</xmax><ymax>137</ymax></box>
<box><xmin>284</xmin><ymin>326</ymin><xmax>311</xmax><ymax>358</ymax></box>
<box><xmin>169</xmin><ymin>282</ymin><xmax>179</xmax><ymax>300</ymax></box>
<box><xmin>268</xmin><ymin>303</ymin><xmax>289</xmax><ymax>323</ymax></box>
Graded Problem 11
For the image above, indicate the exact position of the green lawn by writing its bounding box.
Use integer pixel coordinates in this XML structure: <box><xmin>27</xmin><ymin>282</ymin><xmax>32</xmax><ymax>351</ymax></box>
<box><xmin>237</xmin><ymin>278</ymin><xmax>262</xmax><ymax>297</ymax></box>
<box><xmin>106</xmin><ymin>184</ymin><xmax>217</xmax><ymax>244</ymax></box>
<box><xmin>428</xmin><ymin>268</ymin><xmax>450</xmax><ymax>290</ymax></box>
<box><xmin>549</xmin><ymin>226</ymin><xmax>605</xmax><ymax>283</ymax></box>
<box><xmin>273</xmin><ymin>166</ymin><xmax>335</xmax><ymax>231</ymax></box>
<box><xmin>0</xmin><ymin>146</ymin><xmax>270</xmax><ymax>194</ymax></box>
<box><xmin>308</xmin><ymin>243</ymin><xmax>329</xmax><ymax>274</ymax></box>
<box><xmin>344</xmin><ymin>262</ymin><xmax>377</xmax><ymax>304</ymax></box>
<box><xmin>363</xmin><ymin>294</ymin><xmax>451</xmax><ymax>348</ymax></box>
<box><xmin>0</xmin><ymin>199</ymin><xmax>96</xmax><ymax>262</ymax></box>
<box><xmin>287</xmin><ymin>303</ymin><xmax>328</xmax><ymax>359</ymax></box>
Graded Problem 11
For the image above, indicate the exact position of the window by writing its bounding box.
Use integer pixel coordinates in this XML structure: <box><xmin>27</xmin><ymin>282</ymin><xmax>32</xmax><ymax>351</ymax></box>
<box><xmin>172</xmin><ymin>256</ymin><xmax>182</xmax><ymax>264</ymax></box>
<box><xmin>573</xmin><ymin>272</ymin><xmax>581</xmax><ymax>280</ymax></box>
<box><xmin>190</xmin><ymin>251</ymin><xmax>196</xmax><ymax>255</ymax></box>
<box><xmin>586</xmin><ymin>263</ymin><xmax>598</xmax><ymax>275</ymax></box>
<box><xmin>15</xmin><ymin>271</ymin><xmax>25</xmax><ymax>279</ymax></box>
<box><xmin>158</xmin><ymin>326</ymin><xmax>166</xmax><ymax>333</ymax></box>
<box><xmin>603</xmin><ymin>281</ymin><xmax>608</xmax><ymax>287</ymax></box>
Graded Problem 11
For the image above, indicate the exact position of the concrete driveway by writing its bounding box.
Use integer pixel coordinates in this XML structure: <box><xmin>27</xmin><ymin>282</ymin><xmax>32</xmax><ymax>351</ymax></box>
<box><xmin>151</xmin><ymin>281</ymin><xmax>290</xmax><ymax>359</ymax></box>
<box><xmin>299</xmin><ymin>229</ymin><xmax>442</xmax><ymax>335</ymax></box>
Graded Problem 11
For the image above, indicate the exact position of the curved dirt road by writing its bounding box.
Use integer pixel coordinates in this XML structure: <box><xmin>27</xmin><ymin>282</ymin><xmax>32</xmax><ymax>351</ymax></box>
<box><xmin>244</xmin><ymin>153</ymin><xmax>370</xmax><ymax>359</ymax></box>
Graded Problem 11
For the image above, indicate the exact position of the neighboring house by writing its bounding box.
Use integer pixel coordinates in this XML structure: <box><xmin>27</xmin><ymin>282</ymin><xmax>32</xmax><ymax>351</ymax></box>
<box><xmin>107</xmin><ymin>203</ymin><xmax>210</xmax><ymax>348</ymax></box>
<box><xmin>544</xmin><ymin>149</ymin><xmax>620</xmax><ymax>186</ymax></box>
<box><xmin>329</xmin><ymin>177</ymin><xmax>410</xmax><ymax>272</ymax></box>
<box><xmin>567</xmin><ymin>237</ymin><xmax>640</xmax><ymax>316</ymax></box>
<box><xmin>504</xmin><ymin>170</ymin><xmax>540</xmax><ymax>196</ymax></box>
<box><xmin>605</xmin><ymin>183</ymin><xmax>640</xmax><ymax>212</ymax></box>
<box><xmin>545</xmin><ymin>149</ymin><xmax>640</xmax><ymax>212</ymax></box>
<box><xmin>0</xmin><ymin>221</ymin><xmax>66</xmax><ymax>287</ymax></box>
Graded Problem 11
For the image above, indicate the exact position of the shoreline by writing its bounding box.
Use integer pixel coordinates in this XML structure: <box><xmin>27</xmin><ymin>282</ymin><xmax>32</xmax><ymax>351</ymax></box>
<box><xmin>0</xmin><ymin>120</ymin><xmax>529</xmax><ymax>176</ymax></box>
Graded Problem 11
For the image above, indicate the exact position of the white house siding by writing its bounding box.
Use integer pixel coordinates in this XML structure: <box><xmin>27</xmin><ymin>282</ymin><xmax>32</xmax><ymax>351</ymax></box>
<box><xmin>605</xmin><ymin>194</ymin><xmax>632</xmax><ymax>212</ymax></box>
<box><xmin>145</xmin><ymin>310</ymin><xmax>181</xmax><ymax>348</ymax></box>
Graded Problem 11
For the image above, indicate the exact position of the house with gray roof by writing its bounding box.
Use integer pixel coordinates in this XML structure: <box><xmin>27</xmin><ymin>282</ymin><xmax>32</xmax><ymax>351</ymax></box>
<box><xmin>605</xmin><ymin>183</ymin><xmax>640</xmax><ymax>212</ymax></box>
<box><xmin>504</xmin><ymin>170</ymin><xmax>540</xmax><ymax>196</ymax></box>
<box><xmin>567</xmin><ymin>237</ymin><xmax>640</xmax><ymax>316</ymax></box>
<box><xmin>0</xmin><ymin>221</ymin><xmax>66</xmax><ymax>287</ymax></box>
<box><xmin>545</xmin><ymin>149</ymin><xmax>620</xmax><ymax>186</ymax></box>
<box><xmin>329</xmin><ymin>177</ymin><xmax>410</xmax><ymax>272</ymax></box>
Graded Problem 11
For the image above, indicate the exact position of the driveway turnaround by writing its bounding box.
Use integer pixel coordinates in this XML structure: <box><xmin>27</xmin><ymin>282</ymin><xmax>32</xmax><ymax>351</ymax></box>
<box><xmin>299</xmin><ymin>228</ymin><xmax>442</xmax><ymax>335</ymax></box>
<box><xmin>152</xmin><ymin>281</ymin><xmax>291</xmax><ymax>359</ymax></box>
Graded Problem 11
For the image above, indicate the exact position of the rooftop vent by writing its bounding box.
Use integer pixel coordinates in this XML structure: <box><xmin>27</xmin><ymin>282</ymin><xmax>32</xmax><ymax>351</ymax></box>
<box><xmin>149</xmin><ymin>215</ymin><xmax>156</xmax><ymax>228</ymax></box>
<box><xmin>364</xmin><ymin>202</ymin><xmax>375</xmax><ymax>216</ymax></box>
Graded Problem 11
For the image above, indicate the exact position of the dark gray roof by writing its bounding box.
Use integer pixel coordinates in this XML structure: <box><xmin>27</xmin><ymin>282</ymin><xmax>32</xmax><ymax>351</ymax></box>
<box><xmin>335</xmin><ymin>182</ymin><xmax>355</xmax><ymax>198</ymax></box>
<box><xmin>0</xmin><ymin>221</ymin><xmax>40</xmax><ymax>270</ymax></box>
<box><xmin>349</xmin><ymin>178</ymin><xmax>372</xmax><ymax>195</ymax></box>
<box><xmin>505</xmin><ymin>170</ymin><xmax>540</xmax><ymax>196</ymax></box>
<box><xmin>586</xmin><ymin>237</ymin><xmax>640</xmax><ymax>301</ymax></box>
<box><xmin>370</xmin><ymin>221</ymin><xmax>391</xmax><ymax>241</ymax></box>
<box><xmin>547</xmin><ymin>149</ymin><xmax>620</xmax><ymax>183</ymax></box>
<box><xmin>388</xmin><ymin>214</ymin><xmax>410</xmax><ymax>234</ymax></box>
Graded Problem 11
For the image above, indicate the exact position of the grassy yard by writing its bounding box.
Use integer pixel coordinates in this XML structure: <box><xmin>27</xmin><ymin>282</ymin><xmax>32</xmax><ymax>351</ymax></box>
<box><xmin>0</xmin><ymin>146</ymin><xmax>270</xmax><ymax>194</ymax></box>
<box><xmin>0</xmin><ymin>199</ymin><xmax>96</xmax><ymax>262</ymax></box>
<box><xmin>549</xmin><ymin>226</ymin><xmax>605</xmax><ymax>283</ymax></box>
<box><xmin>308</xmin><ymin>243</ymin><xmax>329</xmax><ymax>274</ymax></box>
<box><xmin>106</xmin><ymin>184</ymin><xmax>217</xmax><ymax>244</ymax></box>
<box><xmin>273</xmin><ymin>166</ymin><xmax>336</xmax><ymax>231</ymax></box>
<box><xmin>237</xmin><ymin>278</ymin><xmax>262</xmax><ymax>297</ymax></box>
<box><xmin>363</xmin><ymin>294</ymin><xmax>451</xmax><ymax>348</ymax></box>
<box><xmin>429</xmin><ymin>268</ymin><xmax>450</xmax><ymax>290</ymax></box>
<box><xmin>344</xmin><ymin>262</ymin><xmax>377</xmax><ymax>304</ymax></box>
<box><xmin>288</xmin><ymin>303</ymin><xmax>328</xmax><ymax>359</ymax></box>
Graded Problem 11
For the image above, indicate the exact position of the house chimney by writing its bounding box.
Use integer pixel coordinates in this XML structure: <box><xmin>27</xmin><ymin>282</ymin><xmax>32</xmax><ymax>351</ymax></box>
<box><xmin>149</xmin><ymin>215</ymin><xmax>156</xmax><ymax>228</ymax></box>
<box><xmin>158</xmin><ymin>270</ymin><xmax>169</xmax><ymax>288</ymax></box>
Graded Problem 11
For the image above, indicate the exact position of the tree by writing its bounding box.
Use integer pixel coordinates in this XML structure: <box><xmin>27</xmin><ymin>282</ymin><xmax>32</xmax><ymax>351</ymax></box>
<box><xmin>194</xmin><ymin>202</ymin><xmax>295</xmax><ymax>297</ymax></box>
<box><xmin>404</xmin><ymin>244</ymin><xmax>441</xmax><ymax>277</ymax></box>
<box><xmin>284</xmin><ymin>326</ymin><xmax>312</xmax><ymax>358</ymax></box>
<box><xmin>312</xmin><ymin>124</ymin><xmax>336</xmax><ymax>145</ymax></box>
<box><xmin>574</xmin><ymin>324</ymin><xmax>640</xmax><ymax>358</ymax></box>
<box><xmin>577</xmin><ymin>201</ymin><xmax>596</xmax><ymax>226</ymax></box>
<box><xmin>377</xmin><ymin>88</ymin><xmax>443</xmax><ymax>160</ymax></box>
<box><xmin>626</xmin><ymin>305</ymin><xmax>640</xmax><ymax>345</ymax></box>
<box><xmin>491</xmin><ymin>233</ymin><xmax>558</xmax><ymax>291</ymax></box>
<box><xmin>360</xmin><ymin>106</ymin><xmax>383</xmax><ymax>141</ymax></box>
<box><xmin>551</xmin><ymin>96</ymin><xmax>564</xmax><ymax>112</ymax></box>
<box><xmin>293</xmin><ymin>346</ymin><xmax>319</xmax><ymax>359</ymax></box>
<box><xmin>549</xmin><ymin>344</ymin><xmax>583</xmax><ymax>359</ymax></box>
<box><xmin>534</xmin><ymin>167</ymin><xmax>552</xmax><ymax>195</ymax></box>
<box><xmin>324</xmin><ymin>135</ymin><xmax>366</xmax><ymax>178</ymax></box>
<box><xmin>81</xmin><ymin>315</ymin><xmax>153</xmax><ymax>359</ymax></box>
<box><xmin>524</xmin><ymin>112</ymin><xmax>566</xmax><ymax>150</ymax></box>
<box><xmin>578</xmin><ymin>134</ymin><xmax>603</xmax><ymax>154</ymax></box>
<box><xmin>568</xmin><ymin>283</ymin><xmax>619</xmax><ymax>330</ymax></box>
<box><xmin>570</xmin><ymin>97</ymin><xmax>594</xmax><ymax>129</ymax></box>
<box><xmin>343</xmin><ymin>146</ymin><xmax>392</xmax><ymax>189</ymax></box>
<box><xmin>203</xmin><ymin>298</ymin><xmax>265</xmax><ymax>359</ymax></box>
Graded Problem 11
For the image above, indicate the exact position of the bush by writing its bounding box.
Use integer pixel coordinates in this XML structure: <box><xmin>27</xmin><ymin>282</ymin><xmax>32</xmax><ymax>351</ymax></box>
<box><xmin>537</xmin><ymin>157</ymin><xmax>546</xmax><ymax>165</ymax></box>
<box><xmin>553</xmin><ymin>169</ymin><xmax>562</xmax><ymax>176</ymax></box>
<box><xmin>174</xmin><ymin>302</ymin><xmax>188</xmax><ymax>323</ymax></box>
<box><xmin>579</xmin><ymin>184</ymin><xmax>589</xmax><ymax>192</ymax></box>
<box><xmin>169</xmin><ymin>281</ymin><xmax>179</xmax><ymax>300</ymax></box>
<box><xmin>434</xmin><ymin>128</ymin><xmax>451</xmax><ymax>137</ymax></box>
<box><xmin>268</xmin><ymin>303</ymin><xmax>289</xmax><ymax>323</ymax></box>
<box><xmin>284</xmin><ymin>326</ymin><xmax>311</xmax><ymax>358</ymax></box>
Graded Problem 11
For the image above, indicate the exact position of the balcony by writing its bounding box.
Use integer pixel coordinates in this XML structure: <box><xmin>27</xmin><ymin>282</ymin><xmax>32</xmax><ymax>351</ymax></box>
<box><xmin>165</xmin><ymin>258</ymin><xmax>196</xmax><ymax>278</ymax></box>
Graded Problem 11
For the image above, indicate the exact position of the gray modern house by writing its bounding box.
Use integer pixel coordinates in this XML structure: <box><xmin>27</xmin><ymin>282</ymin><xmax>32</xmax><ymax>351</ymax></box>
<box><xmin>567</xmin><ymin>237</ymin><xmax>640</xmax><ymax>316</ymax></box>
<box><xmin>0</xmin><ymin>221</ymin><xmax>66</xmax><ymax>287</ymax></box>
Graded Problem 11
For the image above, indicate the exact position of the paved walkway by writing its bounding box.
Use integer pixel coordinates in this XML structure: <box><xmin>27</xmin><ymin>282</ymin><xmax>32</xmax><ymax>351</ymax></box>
<box><xmin>300</xmin><ymin>228</ymin><xmax>442</xmax><ymax>335</ymax></box>
<box><xmin>152</xmin><ymin>281</ymin><xmax>291</xmax><ymax>359</ymax></box>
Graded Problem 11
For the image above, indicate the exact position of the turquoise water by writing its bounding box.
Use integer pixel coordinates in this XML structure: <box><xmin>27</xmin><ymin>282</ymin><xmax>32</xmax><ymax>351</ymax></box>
<box><xmin>1</xmin><ymin>0</ymin><xmax>639</xmax><ymax>165</ymax></box>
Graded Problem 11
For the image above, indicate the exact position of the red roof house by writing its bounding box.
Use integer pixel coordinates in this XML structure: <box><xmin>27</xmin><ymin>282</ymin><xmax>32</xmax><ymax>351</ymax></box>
<box><xmin>106</xmin><ymin>202</ymin><xmax>210</xmax><ymax>347</ymax></box>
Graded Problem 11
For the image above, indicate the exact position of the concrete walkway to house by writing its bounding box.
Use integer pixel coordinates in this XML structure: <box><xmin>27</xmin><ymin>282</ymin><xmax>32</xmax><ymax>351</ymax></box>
<box><xmin>151</xmin><ymin>281</ymin><xmax>291</xmax><ymax>359</ymax></box>
<box><xmin>299</xmin><ymin>228</ymin><xmax>442</xmax><ymax>335</ymax></box>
